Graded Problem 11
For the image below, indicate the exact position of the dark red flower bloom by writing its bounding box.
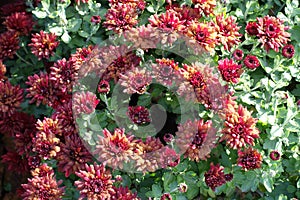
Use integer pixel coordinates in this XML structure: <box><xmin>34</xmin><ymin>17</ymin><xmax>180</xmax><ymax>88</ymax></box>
<box><xmin>243</xmin><ymin>55</ymin><xmax>260</xmax><ymax>69</ymax></box>
<box><xmin>15</xmin><ymin>129</ymin><xmax>36</xmax><ymax>156</ymax></box>
<box><xmin>193</xmin><ymin>0</ymin><xmax>216</xmax><ymax>16</ymax></box>
<box><xmin>27</xmin><ymin>155</ymin><xmax>41</xmax><ymax>169</ymax></box>
<box><xmin>161</xmin><ymin>193</ymin><xmax>172</xmax><ymax>200</ymax></box>
<box><xmin>218</xmin><ymin>58</ymin><xmax>243</xmax><ymax>84</ymax></box>
<box><xmin>178</xmin><ymin>183</ymin><xmax>188</xmax><ymax>193</ymax></box>
<box><xmin>282</xmin><ymin>44</ymin><xmax>295</xmax><ymax>59</ymax></box>
<box><xmin>149</xmin><ymin>10</ymin><xmax>186</xmax><ymax>32</ymax></box>
<box><xmin>127</xmin><ymin>106</ymin><xmax>151</xmax><ymax>125</ymax></box>
<box><xmin>204</xmin><ymin>163</ymin><xmax>227</xmax><ymax>191</ymax></box>
<box><xmin>0</xmin><ymin>60</ymin><xmax>6</xmax><ymax>80</ymax></box>
<box><xmin>238</xmin><ymin>148</ymin><xmax>262</xmax><ymax>170</ymax></box>
<box><xmin>233</xmin><ymin>49</ymin><xmax>244</xmax><ymax>61</ymax></box>
<box><xmin>75</xmin><ymin>163</ymin><xmax>115</xmax><ymax>200</ymax></box>
<box><xmin>257</xmin><ymin>16</ymin><xmax>290</xmax><ymax>52</ymax></box>
<box><xmin>246</xmin><ymin>21</ymin><xmax>259</xmax><ymax>36</ymax></box>
<box><xmin>98</xmin><ymin>80</ymin><xmax>110</xmax><ymax>94</ymax></box>
<box><xmin>4</xmin><ymin>12</ymin><xmax>34</xmax><ymax>36</ymax></box>
<box><xmin>72</xmin><ymin>91</ymin><xmax>99</xmax><ymax>115</ymax></box>
<box><xmin>91</xmin><ymin>15</ymin><xmax>101</xmax><ymax>24</ymax></box>
<box><xmin>224</xmin><ymin>173</ymin><xmax>233</xmax><ymax>182</ymax></box>
<box><xmin>0</xmin><ymin>80</ymin><xmax>24</xmax><ymax>116</ymax></box>
<box><xmin>0</xmin><ymin>31</ymin><xmax>20</xmax><ymax>60</ymax></box>
<box><xmin>29</xmin><ymin>30</ymin><xmax>59</xmax><ymax>60</ymax></box>
<box><xmin>163</xmin><ymin>133</ymin><xmax>174</xmax><ymax>143</ymax></box>
<box><xmin>153</xmin><ymin>58</ymin><xmax>180</xmax><ymax>86</ymax></box>
<box><xmin>270</xmin><ymin>150</ymin><xmax>280</xmax><ymax>161</ymax></box>
<box><xmin>1</xmin><ymin>151</ymin><xmax>29</xmax><ymax>174</ymax></box>
<box><xmin>0</xmin><ymin>0</ymin><xmax>26</xmax><ymax>16</ymax></box>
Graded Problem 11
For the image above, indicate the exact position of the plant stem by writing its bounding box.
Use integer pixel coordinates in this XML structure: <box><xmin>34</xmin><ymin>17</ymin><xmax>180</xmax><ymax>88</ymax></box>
<box><xmin>15</xmin><ymin>52</ymin><xmax>33</xmax><ymax>66</ymax></box>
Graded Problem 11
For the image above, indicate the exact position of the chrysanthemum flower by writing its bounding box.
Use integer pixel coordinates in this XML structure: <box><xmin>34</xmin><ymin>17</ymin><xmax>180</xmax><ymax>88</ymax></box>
<box><xmin>94</xmin><ymin>128</ymin><xmax>138</xmax><ymax>170</ymax></box>
<box><xmin>257</xmin><ymin>16</ymin><xmax>290</xmax><ymax>52</ymax></box>
<box><xmin>50</xmin><ymin>58</ymin><xmax>76</xmax><ymax>93</ymax></box>
<box><xmin>102</xmin><ymin>51</ymin><xmax>141</xmax><ymax>82</ymax></box>
<box><xmin>127</xmin><ymin>106</ymin><xmax>151</xmax><ymax>125</ymax></box>
<box><xmin>72</xmin><ymin>91</ymin><xmax>99</xmax><ymax>116</ymax></box>
<box><xmin>243</xmin><ymin>55</ymin><xmax>260</xmax><ymax>69</ymax></box>
<box><xmin>176</xmin><ymin>119</ymin><xmax>217</xmax><ymax>162</ymax></box>
<box><xmin>69</xmin><ymin>45</ymin><xmax>94</xmax><ymax>70</ymax></box>
<box><xmin>15</xmin><ymin>129</ymin><xmax>36</xmax><ymax>156</ymax></box>
<box><xmin>167</xmin><ymin>5</ymin><xmax>201</xmax><ymax>24</ymax></box>
<box><xmin>221</xmin><ymin>105</ymin><xmax>260</xmax><ymax>149</ymax></box>
<box><xmin>29</xmin><ymin>30</ymin><xmax>59</xmax><ymax>60</ymax></box>
<box><xmin>21</xmin><ymin>166</ymin><xmax>64</xmax><ymax>200</ymax></box>
<box><xmin>186</xmin><ymin>21</ymin><xmax>217</xmax><ymax>52</ymax></box>
<box><xmin>237</xmin><ymin>148</ymin><xmax>262</xmax><ymax>170</ymax></box>
<box><xmin>27</xmin><ymin>155</ymin><xmax>41</xmax><ymax>169</ymax></box>
<box><xmin>119</xmin><ymin>67</ymin><xmax>152</xmax><ymax>94</ymax></box>
<box><xmin>0</xmin><ymin>111</ymin><xmax>35</xmax><ymax>136</ymax></box>
<box><xmin>282</xmin><ymin>44</ymin><xmax>295</xmax><ymax>59</ymax></box>
<box><xmin>0</xmin><ymin>80</ymin><xmax>23</xmax><ymax>116</ymax></box>
<box><xmin>152</xmin><ymin>58</ymin><xmax>180</xmax><ymax>86</ymax></box>
<box><xmin>215</xmin><ymin>14</ymin><xmax>242</xmax><ymax>50</ymax></box>
<box><xmin>233</xmin><ymin>49</ymin><xmax>244</xmax><ymax>61</ymax></box>
<box><xmin>193</xmin><ymin>0</ymin><xmax>216</xmax><ymax>16</ymax></box>
<box><xmin>0</xmin><ymin>0</ymin><xmax>26</xmax><ymax>16</ymax></box>
<box><xmin>269</xmin><ymin>150</ymin><xmax>280</xmax><ymax>161</ymax></box>
<box><xmin>32</xmin><ymin>118</ymin><xmax>61</xmax><ymax>159</ymax></box>
<box><xmin>4</xmin><ymin>12</ymin><xmax>34</xmax><ymax>36</ymax></box>
<box><xmin>30</xmin><ymin>163</ymin><xmax>53</xmax><ymax>177</ymax></box>
<box><xmin>178</xmin><ymin>183</ymin><xmax>188</xmax><ymax>193</ymax></box>
<box><xmin>75</xmin><ymin>163</ymin><xmax>115</xmax><ymax>200</ymax></box>
<box><xmin>0</xmin><ymin>31</ymin><xmax>20</xmax><ymax>60</ymax></box>
<box><xmin>149</xmin><ymin>10</ymin><xmax>186</xmax><ymax>32</ymax></box>
<box><xmin>111</xmin><ymin>186</ymin><xmax>140</xmax><ymax>200</ymax></box>
<box><xmin>204</xmin><ymin>163</ymin><xmax>227</xmax><ymax>191</ymax></box>
<box><xmin>103</xmin><ymin>3</ymin><xmax>138</xmax><ymax>33</ymax></box>
<box><xmin>1</xmin><ymin>151</ymin><xmax>29</xmax><ymax>174</ymax></box>
<box><xmin>218</xmin><ymin>58</ymin><xmax>242</xmax><ymax>84</ymax></box>
<box><xmin>51</xmin><ymin>100</ymin><xmax>77</xmax><ymax>135</ymax></box>
<box><xmin>91</xmin><ymin>15</ymin><xmax>101</xmax><ymax>24</ymax></box>
<box><xmin>161</xmin><ymin>193</ymin><xmax>172</xmax><ymax>200</ymax></box>
<box><xmin>246</xmin><ymin>21</ymin><xmax>259</xmax><ymax>36</ymax></box>
<box><xmin>57</xmin><ymin>134</ymin><xmax>92</xmax><ymax>177</ymax></box>
<box><xmin>26</xmin><ymin>72</ymin><xmax>53</xmax><ymax>107</ymax></box>
<box><xmin>98</xmin><ymin>80</ymin><xmax>110</xmax><ymax>94</ymax></box>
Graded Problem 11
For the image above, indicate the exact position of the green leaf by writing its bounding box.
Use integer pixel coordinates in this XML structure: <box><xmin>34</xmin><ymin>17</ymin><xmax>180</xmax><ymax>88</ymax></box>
<box><xmin>270</xmin><ymin>125</ymin><xmax>284</xmax><ymax>139</ymax></box>
<box><xmin>163</xmin><ymin>172</ymin><xmax>176</xmax><ymax>191</ymax></box>
<box><xmin>32</xmin><ymin>10</ymin><xmax>48</xmax><ymax>18</ymax></box>
<box><xmin>41</xmin><ymin>0</ymin><xmax>50</xmax><ymax>11</ymax></box>
<box><xmin>78</xmin><ymin>30</ymin><xmax>90</xmax><ymax>38</ymax></box>
<box><xmin>152</xmin><ymin>184</ymin><xmax>162</xmax><ymax>197</ymax></box>
<box><xmin>68</xmin><ymin>18</ymin><xmax>82</xmax><ymax>32</ymax></box>
<box><xmin>61</xmin><ymin>31</ymin><xmax>71</xmax><ymax>43</ymax></box>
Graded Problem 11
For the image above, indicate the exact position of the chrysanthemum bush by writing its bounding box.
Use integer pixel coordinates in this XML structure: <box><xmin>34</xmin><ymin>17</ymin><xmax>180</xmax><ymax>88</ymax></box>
<box><xmin>0</xmin><ymin>0</ymin><xmax>299</xmax><ymax>199</ymax></box>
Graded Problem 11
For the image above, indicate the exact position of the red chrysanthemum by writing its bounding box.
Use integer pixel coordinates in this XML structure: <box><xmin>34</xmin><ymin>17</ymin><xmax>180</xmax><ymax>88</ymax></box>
<box><xmin>152</xmin><ymin>58</ymin><xmax>180</xmax><ymax>86</ymax></box>
<box><xmin>0</xmin><ymin>31</ymin><xmax>20</xmax><ymax>60</ymax></box>
<box><xmin>72</xmin><ymin>91</ymin><xmax>99</xmax><ymax>116</ymax></box>
<box><xmin>127</xmin><ymin>106</ymin><xmax>151</xmax><ymax>125</ymax></box>
<box><xmin>269</xmin><ymin>150</ymin><xmax>280</xmax><ymax>161</ymax></box>
<box><xmin>282</xmin><ymin>44</ymin><xmax>295</xmax><ymax>59</ymax></box>
<box><xmin>32</xmin><ymin>118</ymin><xmax>61</xmax><ymax>159</ymax></box>
<box><xmin>0</xmin><ymin>0</ymin><xmax>26</xmax><ymax>16</ymax></box>
<box><xmin>149</xmin><ymin>10</ymin><xmax>186</xmax><ymax>32</ymax></box>
<box><xmin>75</xmin><ymin>163</ymin><xmax>115</xmax><ymax>200</ymax></box>
<box><xmin>0</xmin><ymin>80</ymin><xmax>24</xmax><ymax>116</ymax></box>
<box><xmin>161</xmin><ymin>193</ymin><xmax>173</xmax><ymax>200</ymax></box>
<box><xmin>51</xmin><ymin>100</ymin><xmax>77</xmax><ymax>136</ymax></box>
<box><xmin>237</xmin><ymin>148</ymin><xmax>262</xmax><ymax>170</ymax></box>
<box><xmin>1</xmin><ymin>151</ymin><xmax>29</xmax><ymax>174</ymax></box>
<box><xmin>4</xmin><ymin>12</ymin><xmax>34</xmax><ymax>36</ymax></box>
<box><xmin>94</xmin><ymin>128</ymin><xmax>138</xmax><ymax>170</ymax></box>
<box><xmin>243</xmin><ymin>55</ymin><xmax>260</xmax><ymax>69</ymax></box>
<box><xmin>0</xmin><ymin>111</ymin><xmax>35</xmax><ymax>137</ymax></box>
<box><xmin>26</xmin><ymin>72</ymin><xmax>71</xmax><ymax>108</ymax></box>
<box><xmin>21</xmin><ymin>165</ymin><xmax>65</xmax><ymax>200</ymax></box>
<box><xmin>119</xmin><ymin>67</ymin><xmax>152</xmax><ymax>94</ymax></box>
<box><xmin>97</xmin><ymin>80</ymin><xmax>110</xmax><ymax>94</ymax></box>
<box><xmin>57</xmin><ymin>134</ymin><xmax>92</xmax><ymax>177</ymax></box>
<box><xmin>91</xmin><ymin>15</ymin><xmax>101</xmax><ymax>24</ymax></box>
<box><xmin>0</xmin><ymin>60</ymin><xmax>7</xmax><ymax>80</ymax></box>
<box><xmin>103</xmin><ymin>3</ymin><xmax>139</xmax><ymax>33</ymax></box>
<box><xmin>233</xmin><ymin>49</ymin><xmax>244</xmax><ymax>61</ymax></box>
<box><xmin>50</xmin><ymin>58</ymin><xmax>76</xmax><ymax>93</ymax></box>
<box><xmin>111</xmin><ymin>186</ymin><xmax>140</xmax><ymax>200</ymax></box>
<box><xmin>246</xmin><ymin>21</ymin><xmax>259</xmax><ymax>36</ymax></box>
<box><xmin>186</xmin><ymin>21</ymin><xmax>217</xmax><ymax>52</ymax></box>
<box><xmin>193</xmin><ymin>0</ymin><xmax>216</xmax><ymax>16</ymax></box>
<box><xmin>218</xmin><ymin>58</ymin><xmax>243</xmax><ymax>84</ymax></box>
<box><xmin>29</xmin><ymin>30</ymin><xmax>59</xmax><ymax>60</ymax></box>
<box><xmin>204</xmin><ymin>163</ymin><xmax>227</xmax><ymax>191</ymax></box>
<box><xmin>167</xmin><ymin>5</ymin><xmax>201</xmax><ymax>24</ymax></box>
<box><xmin>215</xmin><ymin>14</ymin><xmax>242</xmax><ymax>50</ymax></box>
<box><xmin>257</xmin><ymin>16</ymin><xmax>290</xmax><ymax>52</ymax></box>
<box><xmin>15</xmin><ymin>129</ymin><xmax>36</xmax><ymax>156</ymax></box>
<box><xmin>221</xmin><ymin>104</ymin><xmax>260</xmax><ymax>149</ymax></box>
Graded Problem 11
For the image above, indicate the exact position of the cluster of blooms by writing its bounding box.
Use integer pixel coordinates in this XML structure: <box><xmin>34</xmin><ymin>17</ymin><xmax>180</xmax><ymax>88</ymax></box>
<box><xmin>204</xmin><ymin>163</ymin><xmax>233</xmax><ymax>191</ymax></box>
<box><xmin>103</xmin><ymin>0</ymin><xmax>146</xmax><ymax>33</ymax></box>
